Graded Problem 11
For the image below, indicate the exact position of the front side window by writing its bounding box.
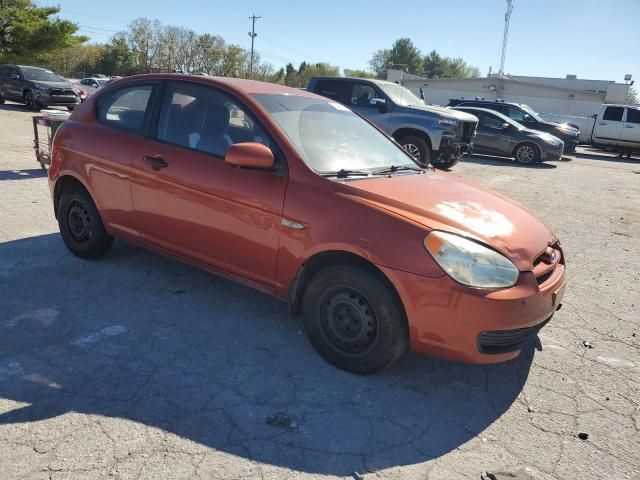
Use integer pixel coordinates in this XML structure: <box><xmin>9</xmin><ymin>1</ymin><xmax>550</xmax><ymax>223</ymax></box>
<box><xmin>350</xmin><ymin>83</ymin><xmax>378</xmax><ymax>108</ymax></box>
<box><xmin>480</xmin><ymin>113</ymin><xmax>504</xmax><ymax>129</ymax></box>
<box><xmin>506</xmin><ymin>106</ymin><xmax>528</xmax><ymax>122</ymax></box>
<box><xmin>626</xmin><ymin>107</ymin><xmax>640</xmax><ymax>124</ymax></box>
<box><xmin>157</xmin><ymin>82</ymin><xmax>270</xmax><ymax>158</ymax></box>
<box><xmin>603</xmin><ymin>106</ymin><xmax>624</xmax><ymax>122</ymax></box>
<box><xmin>254</xmin><ymin>93</ymin><xmax>417</xmax><ymax>173</ymax></box>
<box><xmin>96</xmin><ymin>85</ymin><xmax>154</xmax><ymax>134</ymax></box>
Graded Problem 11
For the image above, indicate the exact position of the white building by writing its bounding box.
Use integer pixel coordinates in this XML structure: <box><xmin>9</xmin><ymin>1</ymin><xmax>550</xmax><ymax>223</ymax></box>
<box><xmin>387</xmin><ymin>70</ymin><xmax>632</xmax><ymax>117</ymax></box>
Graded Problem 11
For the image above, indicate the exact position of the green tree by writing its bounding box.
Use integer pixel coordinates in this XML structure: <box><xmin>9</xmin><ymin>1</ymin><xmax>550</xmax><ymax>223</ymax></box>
<box><xmin>0</xmin><ymin>0</ymin><xmax>87</xmax><ymax>62</ymax></box>
<box><xmin>369</xmin><ymin>38</ymin><xmax>423</xmax><ymax>78</ymax></box>
<box><xmin>422</xmin><ymin>50</ymin><xmax>480</xmax><ymax>79</ymax></box>
<box><xmin>626</xmin><ymin>86</ymin><xmax>638</xmax><ymax>105</ymax></box>
<box><xmin>344</xmin><ymin>68</ymin><xmax>375</xmax><ymax>79</ymax></box>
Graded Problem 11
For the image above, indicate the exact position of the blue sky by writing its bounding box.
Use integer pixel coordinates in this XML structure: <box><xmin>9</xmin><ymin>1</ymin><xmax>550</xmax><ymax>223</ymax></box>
<box><xmin>39</xmin><ymin>0</ymin><xmax>639</xmax><ymax>82</ymax></box>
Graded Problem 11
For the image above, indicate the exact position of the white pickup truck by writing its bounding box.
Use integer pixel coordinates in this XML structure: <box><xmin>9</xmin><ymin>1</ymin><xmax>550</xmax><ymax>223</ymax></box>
<box><xmin>541</xmin><ymin>104</ymin><xmax>639</xmax><ymax>154</ymax></box>
<box><xmin>588</xmin><ymin>104</ymin><xmax>640</xmax><ymax>154</ymax></box>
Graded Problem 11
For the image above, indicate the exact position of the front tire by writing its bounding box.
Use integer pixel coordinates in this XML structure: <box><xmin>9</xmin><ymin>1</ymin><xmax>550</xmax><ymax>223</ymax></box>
<box><xmin>57</xmin><ymin>188</ymin><xmax>113</xmax><ymax>258</ymax></box>
<box><xmin>302</xmin><ymin>265</ymin><xmax>408</xmax><ymax>375</ymax></box>
<box><xmin>398</xmin><ymin>135</ymin><xmax>432</xmax><ymax>167</ymax></box>
<box><xmin>514</xmin><ymin>142</ymin><xmax>540</xmax><ymax>164</ymax></box>
<box><xmin>24</xmin><ymin>91</ymin><xmax>39</xmax><ymax>111</ymax></box>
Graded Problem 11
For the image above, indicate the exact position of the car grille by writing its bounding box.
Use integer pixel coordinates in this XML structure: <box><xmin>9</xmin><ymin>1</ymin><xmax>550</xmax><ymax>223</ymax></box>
<box><xmin>50</xmin><ymin>89</ymin><xmax>76</xmax><ymax>97</ymax></box>
<box><xmin>455</xmin><ymin>121</ymin><xmax>477</xmax><ymax>143</ymax></box>
<box><xmin>478</xmin><ymin>318</ymin><xmax>551</xmax><ymax>354</ymax></box>
<box><xmin>532</xmin><ymin>242</ymin><xmax>563</xmax><ymax>285</ymax></box>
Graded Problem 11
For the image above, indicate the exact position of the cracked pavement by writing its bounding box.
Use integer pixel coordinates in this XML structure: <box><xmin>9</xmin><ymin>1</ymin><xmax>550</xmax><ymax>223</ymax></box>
<box><xmin>0</xmin><ymin>102</ymin><xmax>638</xmax><ymax>479</ymax></box>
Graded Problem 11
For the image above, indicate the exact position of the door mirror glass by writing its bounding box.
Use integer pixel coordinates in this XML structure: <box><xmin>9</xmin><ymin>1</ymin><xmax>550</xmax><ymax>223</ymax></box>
<box><xmin>371</xmin><ymin>98</ymin><xmax>388</xmax><ymax>113</ymax></box>
<box><xmin>225</xmin><ymin>142</ymin><xmax>274</xmax><ymax>170</ymax></box>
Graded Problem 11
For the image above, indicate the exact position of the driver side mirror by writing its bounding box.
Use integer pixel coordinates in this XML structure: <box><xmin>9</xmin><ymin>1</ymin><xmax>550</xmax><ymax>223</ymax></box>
<box><xmin>370</xmin><ymin>98</ymin><xmax>388</xmax><ymax>113</ymax></box>
<box><xmin>225</xmin><ymin>142</ymin><xmax>274</xmax><ymax>170</ymax></box>
<box><xmin>501</xmin><ymin>122</ymin><xmax>511</xmax><ymax>129</ymax></box>
<box><xmin>10</xmin><ymin>73</ymin><xmax>20</xmax><ymax>80</ymax></box>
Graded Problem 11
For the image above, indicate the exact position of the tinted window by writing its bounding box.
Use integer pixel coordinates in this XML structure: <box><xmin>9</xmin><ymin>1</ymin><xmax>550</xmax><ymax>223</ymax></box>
<box><xmin>0</xmin><ymin>66</ymin><xmax>7</xmax><ymax>78</ymax></box>
<box><xmin>603</xmin><ymin>106</ymin><xmax>624</xmax><ymax>122</ymax></box>
<box><xmin>96</xmin><ymin>85</ymin><xmax>154</xmax><ymax>134</ymax></box>
<box><xmin>314</xmin><ymin>80</ymin><xmax>348</xmax><ymax>103</ymax></box>
<box><xmin>625</xmin><ymin>108</ymin><xmax>640</xmax><ymax>124</ymax></box>
<box><xmin>157</xmin><ymin>82</ymin><xmax>270</xmax><ymax>158</ymax></box>
<box><xmin>480</xmin><ymin>113</ymin><xmax>504</xmax><ymax>129</ymax></box>
<box><xmin>350</xmin><ymin>83</ymin><xmax>378</xmax><ymax>107</ymax></box>
<box><xmin>506</xmin><ymin>106</ymin><xmax>528</xmax><ymax>122</ymax></box>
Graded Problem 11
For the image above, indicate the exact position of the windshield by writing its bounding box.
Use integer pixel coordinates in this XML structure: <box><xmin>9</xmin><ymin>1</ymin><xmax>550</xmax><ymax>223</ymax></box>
<box><xmin>520</xmin><ymin>104</ymin><xmax>543</xmax><ymax>122</ymax></box>
<box><xmin>254</xmin><ymin>94</ymin><xmax>418</xmax><ymax>173</ymax></box>
<box><xmin>377</xmin><ymin>83</ymin><xmax>423</xmax><ymax>107</ymax></box>
<box><xmin>21</xmin><ymin>67</ymin><xmax>63</xmax><ymax>82</ymax></box>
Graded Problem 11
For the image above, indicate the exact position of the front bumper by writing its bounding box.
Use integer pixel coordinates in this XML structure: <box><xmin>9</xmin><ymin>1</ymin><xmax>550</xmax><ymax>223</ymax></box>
<box><xmin>436</xmin><ymin>136</ymin><xmax>473</xmax><ymax>159</ymax></box>
<box><xmin>541</xmin><ymin>143</ymin><xmax>564</xmax><ymax>161</ymax></box>
<box><xmin>35</xmin><ymin>91</ymin><xmax>80</xmax><ymax>107</ymax></box>
<box><xmin>379</xmin><ymin>259</ymin><xmax>566</xmax><ymax>364</ymax></box>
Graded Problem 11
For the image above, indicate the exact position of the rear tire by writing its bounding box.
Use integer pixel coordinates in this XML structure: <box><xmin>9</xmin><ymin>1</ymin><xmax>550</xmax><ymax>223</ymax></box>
<box><xmin>514</xmin><ymin>142</ymin><xmax>540</xmax><ymax>164</ymax></box>
<box><xmin>302</xmin><ymin>265</ymin><xmax>408</xmax><ymax>375</ymax></box>
<box><xmin>398</xmin><ymin>135</ymin><xmax>432</xmax><ymax>167</ymax></box>
<box><xmin>57</xmin><ymin>188</ymin><xmax>113</xmax><ymax>258</ymax></box>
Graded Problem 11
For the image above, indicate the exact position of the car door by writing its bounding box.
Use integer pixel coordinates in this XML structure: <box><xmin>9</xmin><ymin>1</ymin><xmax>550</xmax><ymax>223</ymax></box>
<box><xmin>6</xmin><ymin>67</ymin><xmax>23</xmax><ymax>100</ymax></box>
<box><xmin>130</xmin><ymin>80</ymin><xmax>287</xmax><ymax>287</ymax></box>
<box><xmin>348</xmin><ymin>81</ymin><xmax>391</xmax><ymax>131</ymax></box>
<box><xmin>474</xmin><ymin>112</ymin><xmax>512</xmax><ymax>155</ymax></box>
<box><xmin>621</xmin><ymin>106</ymin><xmax>640</xmax><ymax>146</ymax></box>
<box><xmin>594</xmin><ymin>106</ymin><xmax>625</xmax><ymax>146</ymax></box>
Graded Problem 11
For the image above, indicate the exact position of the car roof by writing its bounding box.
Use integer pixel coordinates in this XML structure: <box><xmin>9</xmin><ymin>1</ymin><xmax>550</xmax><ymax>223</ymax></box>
<box><xmin>454</xmin><ymin>98</ymin><xmax>523</xmax><ymax>107</ymax></box>
<box><xmin>452</xmin><ymin>106</ymin><xmax>517</xmax><ymax>123</ymax></box>
<box><xmin>310</xmin><ymin>76</ymin><xmax>396</xmax><ymax>86</ymax></box>
<box><xmin>112</xmin><ymin>73</ymin><xmax>320</xmax><ymax>98</ymax></box>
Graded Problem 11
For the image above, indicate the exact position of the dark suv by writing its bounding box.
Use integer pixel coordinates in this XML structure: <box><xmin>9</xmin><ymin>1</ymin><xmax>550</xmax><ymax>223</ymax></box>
<box><xmin>0</xmin><ymin>64</ymin><xmax>80</xmax><ymax>111</ymax></box>
<box><xmin>447</xmin><ymin>99</ymin><xmax>579</xmax><ymax>152</ymax></box>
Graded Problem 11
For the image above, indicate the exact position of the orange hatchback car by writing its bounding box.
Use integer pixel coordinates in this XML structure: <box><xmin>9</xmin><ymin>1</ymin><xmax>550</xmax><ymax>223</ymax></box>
<box><xmin>49</xmin><ymin>75</ymin><xmax>566</xmax><ymax>374</ymax></box>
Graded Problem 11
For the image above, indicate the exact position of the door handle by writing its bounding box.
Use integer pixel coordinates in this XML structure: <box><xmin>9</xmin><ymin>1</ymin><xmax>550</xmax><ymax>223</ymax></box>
<box><xmin>599</xmin><ymin>122</ymin><xmax>607</xmax><ymax>125</ymax></box>
<box><xmin>624</xmin><ymin>125</ymin><xmax>634</xmax><ymax>128</ymax></box>
<box><xmin>143</xmin><ymin>156</ymin><xmax>168</xmax><ymax>170</ymax></box>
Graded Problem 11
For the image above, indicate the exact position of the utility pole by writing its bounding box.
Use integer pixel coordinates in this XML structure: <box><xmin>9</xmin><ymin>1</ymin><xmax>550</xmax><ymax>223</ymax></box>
<box><xmin>498</xmin><ymin>0</ymin><xmax>514</xmax><ymax>76</ymax></box>
<box><xmin>248</xmin><ymin>14</ymin><xmax>261</xmax><ymax>78</ymax></box>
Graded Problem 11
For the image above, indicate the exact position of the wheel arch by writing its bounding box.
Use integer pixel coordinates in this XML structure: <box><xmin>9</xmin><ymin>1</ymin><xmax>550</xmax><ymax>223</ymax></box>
<box><xmin>392</xmin><ymin>127</ymin><xmax>432</xmax><ymax>148</ymax></box>
<box><xmin>288</xmin><ymin>250</ymin><xmax>408</xmax><ymax>325</ymax></box>
<box><xmin>53</xmin><ymin>174</ymin><xmax>91</xmax><ymax>219</ymax></box>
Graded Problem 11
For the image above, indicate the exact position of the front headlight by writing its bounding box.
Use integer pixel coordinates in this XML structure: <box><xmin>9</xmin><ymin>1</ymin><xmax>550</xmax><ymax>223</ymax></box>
<box><xmin>437</xmin><ymin>117</ymin><xmax>457</xmax><ymax>126</ymax></box>
<box><xmin>424</xmin><ymin>231</ymin><xmax>519</xmax><ymax>288</ymax></box>
<box><xmin>33</xmin><ymin>83</ymin><xmax>49</xmax><ymax>91</ymax></box>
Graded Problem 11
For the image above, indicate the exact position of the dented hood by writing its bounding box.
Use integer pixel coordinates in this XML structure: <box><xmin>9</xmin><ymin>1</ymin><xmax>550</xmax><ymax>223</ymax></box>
<box><xmin>340</xmin><ymin>172</ymin><xmax>556</xmax><ymax>271</ymax></box>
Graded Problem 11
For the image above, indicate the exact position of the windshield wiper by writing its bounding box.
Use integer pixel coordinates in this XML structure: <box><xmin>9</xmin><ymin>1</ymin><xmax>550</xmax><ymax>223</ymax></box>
<box><xmin>319</xmin><ymin>168</ymin><xmax>372</xmax><ymax>178</ymax></box>
<box><xmin>371</xmin><ymin>165</ymin><xmax>424</xmax><ymax>175</ymax></box>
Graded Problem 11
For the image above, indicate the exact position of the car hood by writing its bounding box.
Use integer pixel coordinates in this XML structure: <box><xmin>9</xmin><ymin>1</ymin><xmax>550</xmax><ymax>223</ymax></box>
<box><xmin>338</xmin><ymin>172</ymin><xmax>556</xmax><ymax>270</ymax></box>
<box><xmin>405</xmin><ymin>103</ymin><xmax>479</xmax><ymax>122</ymax></box>
<box><xmin>547</xmin><ymin>121</ymin><xmax>579</xmax><ymax>135</ymax></box>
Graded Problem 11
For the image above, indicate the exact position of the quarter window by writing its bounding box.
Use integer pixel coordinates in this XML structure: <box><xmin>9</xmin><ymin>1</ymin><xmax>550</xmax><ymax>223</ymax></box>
<box><xmin>603</xmin><ymin>106</ymin><xmax>624</xmax><ymax>122</ymax></box>
<box><xmin>96</xmin><ymin>85</ymin><xmax>154</xmax><ymax>134</ymax></box>
<box><xmin>625</xmin><ymin>107</ymin><xmax>640</xmax><ymax>124</ymax></box>
<box><xmin>156</xmin><ymin>82</ymin><xmax>270</xmax><ymax>158</ymax></box>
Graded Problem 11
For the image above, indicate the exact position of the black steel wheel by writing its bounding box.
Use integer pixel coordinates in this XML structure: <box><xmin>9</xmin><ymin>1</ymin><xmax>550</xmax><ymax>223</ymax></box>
<box><xmin>58</xmin><ymin>188</ymin><xmax>113</xmax><ymax>258</ymax></box>
<box><xmin>302</xmin><ymin>265</ymin><xmax>408</xmax><ymax>374</ymax></box>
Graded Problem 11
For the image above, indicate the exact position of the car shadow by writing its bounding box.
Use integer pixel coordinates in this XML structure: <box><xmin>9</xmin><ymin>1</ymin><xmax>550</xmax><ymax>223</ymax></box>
<box><xmin>0</xmin><ymin>168</ymin><xmax>47</xmax><ymax>180</ymax></box>
<box><xmin>463</xmin><ymin>154</ymin><xmax>557</xmax><ymax>169</ymax></box>
<box><xmin>572</xmin><ymin>149</ymin><xmax>639</xmax><ymax>164</ymax></box>
<box><xmin>0</xmin><ymin>234</ymin><xmax>536</xmax><ymax>475</ymax></box>
<box><xmin>0</xmin><ymin>102</ymin><xmax>30</xmax><ymax>112</ymax></box>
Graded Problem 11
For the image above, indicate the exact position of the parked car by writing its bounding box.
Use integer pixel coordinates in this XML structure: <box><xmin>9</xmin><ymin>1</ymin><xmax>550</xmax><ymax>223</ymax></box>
<box><xmin>77</xmin><ymin>77</ymin><xmax>109</xmax><ymax>95</ymax></box>
<box><xmin>308</xmin><ymin>76</ymin><xmax>478</xmax><ymax>169</ymax></box>
<box><xmin>48</xmin><ymin>74</ymin><xmax>566</xmax><ymax>374</ymax></box>
<box><xmin>447</xmin><ymin>98</ymin><xmax>579</xmax><ymax>153</ymax></box>
<box><xmin>451</xmin><ymin>107</ymin><xmax>564</xmax><ymax>164</ymax></box>
<box><xmin>0</xmin><ymin>64</ymin><xmax>81</xmax><ymax>111</ymax></box>
<box><xmin>583</xmin><ymin>104</ymin><xmax>640</xmax><ymax>156</ymax></box>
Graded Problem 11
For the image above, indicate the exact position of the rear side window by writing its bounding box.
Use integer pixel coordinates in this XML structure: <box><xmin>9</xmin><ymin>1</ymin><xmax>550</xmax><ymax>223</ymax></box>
<box><xmin>96</xmin><ymin>85</ymin><xmax>154</xmax><ymax>134</ymax></box>
<box><xmin>603</xmin><ymin>106</ymin><xmax>624</xmax><ymax>122</ymax></box>
<box><xmin>625</xmin><ymin>108</ymin><xmax>640</xmax><ymax>124</ymax></box>
<box><xmin>314</xmin><ymin>80</ymin><xmax>349</xmax><ymax>103</ymax></box>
